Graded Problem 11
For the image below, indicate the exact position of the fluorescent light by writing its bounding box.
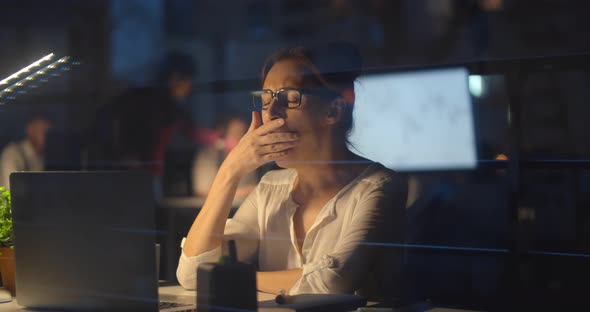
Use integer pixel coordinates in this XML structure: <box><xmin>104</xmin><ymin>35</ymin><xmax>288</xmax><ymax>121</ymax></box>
<box><xmin>0</xmin><ymin>55</ymin><xmax>77</xmax><ymax>104</ymax></box>
<box><xmin>0</xmin><ymin>53</ymin><xmax>55</xmax><ymax>86</ymax></box>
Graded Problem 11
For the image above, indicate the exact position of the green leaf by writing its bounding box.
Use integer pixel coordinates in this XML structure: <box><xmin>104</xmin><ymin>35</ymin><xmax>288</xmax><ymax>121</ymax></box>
<box><xmin>0</xmin><ymin>187</ymin><xmax>13</xmax><ymax>247</ymax></box>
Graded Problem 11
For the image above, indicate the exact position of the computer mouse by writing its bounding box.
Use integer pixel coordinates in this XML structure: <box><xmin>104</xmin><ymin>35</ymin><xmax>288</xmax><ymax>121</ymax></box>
<box><xmin>0</xmin><ymin>289</ymin><xmax>12</xmax><ymax>303</ymax></box>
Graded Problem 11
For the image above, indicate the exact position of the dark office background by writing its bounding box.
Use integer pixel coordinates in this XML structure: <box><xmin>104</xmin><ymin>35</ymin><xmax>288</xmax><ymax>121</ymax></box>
<box><xmin>1</xmin><ymin>0</ymin><xmax>590</xmax><ymax>310</ymax></box>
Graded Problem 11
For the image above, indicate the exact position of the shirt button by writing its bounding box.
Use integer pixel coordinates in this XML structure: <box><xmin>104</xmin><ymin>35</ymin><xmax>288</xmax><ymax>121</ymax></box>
<box><xmin>321</xmin><ymin>255</ymin><xmax>335</xmax><ymax>268</ymax></box>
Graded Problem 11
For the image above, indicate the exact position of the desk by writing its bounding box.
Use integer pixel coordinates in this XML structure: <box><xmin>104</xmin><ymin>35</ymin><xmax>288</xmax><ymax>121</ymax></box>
<box><xmin>0</xmin><ymin>285</ymin><xmax>480</xmax><ymax>312</ymax></box>
<box><xmin>0</xmin><ymin>284</ymin><xmax>275</xmax><ymax>311</ymax></box>
<box><xmin>158</xmin><ymin>283</ymin><xmax>276</xmax><ymax>303</ymax></box>
<box><xmin>156</xmin><ymin>288</ymin><xmax>481</xmax><ymax>312</ymax></box>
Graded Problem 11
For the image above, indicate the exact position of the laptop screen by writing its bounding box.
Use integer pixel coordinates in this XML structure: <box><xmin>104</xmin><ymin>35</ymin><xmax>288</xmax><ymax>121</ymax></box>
<box><xmin>11</xmin><ymin>171</ymin><xmax>160</xmax><ymax>311</ymax></box>
<box><xmin>349</xmin><ymin>67</ymin><xmax>477</xmax><ymax>171</ymax></box>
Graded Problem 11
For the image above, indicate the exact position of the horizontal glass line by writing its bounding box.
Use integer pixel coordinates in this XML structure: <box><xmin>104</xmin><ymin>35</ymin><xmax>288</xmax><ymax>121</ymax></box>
<box><xmin>359</xmin><ymin>242</ymin><xmax>509</xmax><ymax>253</ymax></box>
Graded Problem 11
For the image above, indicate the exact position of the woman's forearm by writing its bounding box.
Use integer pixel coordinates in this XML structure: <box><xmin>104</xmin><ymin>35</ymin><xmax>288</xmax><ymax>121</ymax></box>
<box><xmin>235</xmin><ymin>184</ymin><xmax>256</xmax><ymax>199</ymax></box>
<box><xmin>256</xmin><ymin>269</ymin><xmax>302</xmax><ymax>294</ymax></box>
<box><xmin>182</xmin><ymin>163</ymin><xmax>242</xmax><ymax>256</ymax></box>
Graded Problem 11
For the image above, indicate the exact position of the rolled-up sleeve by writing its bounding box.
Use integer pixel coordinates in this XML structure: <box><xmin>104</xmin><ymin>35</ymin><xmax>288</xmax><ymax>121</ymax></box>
<box><xmin>290</xmin><ymin>175</ymin><xmax>407</xmax><ymax>295</ymax></box>
<box><xmin>176</xmin><ymin>191</ymin><xmax>261</xmax><ymax>290</ymax></box>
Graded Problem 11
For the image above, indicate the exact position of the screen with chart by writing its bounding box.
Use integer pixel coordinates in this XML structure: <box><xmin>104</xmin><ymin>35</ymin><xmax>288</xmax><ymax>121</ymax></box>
<box><xmin>349</xmin><ymin>67</ymin><xmax>477</xmax><ymax>171</ymax></box>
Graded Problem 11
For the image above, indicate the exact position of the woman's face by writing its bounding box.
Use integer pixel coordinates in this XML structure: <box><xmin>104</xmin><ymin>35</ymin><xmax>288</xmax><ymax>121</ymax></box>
<box><xmin>261</xmin><ymin>59</ymin><xmax>330</xmax><ymax>167</ymax></box>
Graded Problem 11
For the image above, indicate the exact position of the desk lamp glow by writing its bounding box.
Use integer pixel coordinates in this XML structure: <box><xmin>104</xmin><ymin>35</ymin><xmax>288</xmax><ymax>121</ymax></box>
<box><xmin>0</xmin><ymin>53</ymin><xmax>79</xmax><ymax>105</ymax></box>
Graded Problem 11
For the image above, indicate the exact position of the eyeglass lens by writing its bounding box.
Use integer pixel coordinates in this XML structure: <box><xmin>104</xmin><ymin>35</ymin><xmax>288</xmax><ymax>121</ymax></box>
<box><xmin>255</xmin><ymin>89</ymin><xmax>301</xmax><ymax>110</ymax></box>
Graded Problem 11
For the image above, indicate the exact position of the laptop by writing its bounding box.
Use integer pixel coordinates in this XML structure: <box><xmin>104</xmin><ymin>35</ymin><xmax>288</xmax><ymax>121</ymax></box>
<box><xmin>10</xmin><ymin>171</ymin><xmax>195</xmax><ymax>311</ymax></box>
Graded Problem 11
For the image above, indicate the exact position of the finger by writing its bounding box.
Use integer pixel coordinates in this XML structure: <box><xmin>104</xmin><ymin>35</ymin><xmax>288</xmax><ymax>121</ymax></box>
<box><xmin>259</xmin><ymin>141</ymin><xmax>298</xmax><ymax>154</ymax></box>
<box><xmin>260</xmin><ymin>149</ymin><xmax>291</xmax><ymax>163</ymax></box>
<box><xmin>257</xmin><ymin>132</ymin><xmax>299</xmax><ymax>146</ymax></box>
<box><xmin>248</xmin><ymin>111</ymin><xmax>262</xmax><ymax>132</ymax></box>
<box><xmin>254</xmin><ymin>118</ymin><xmax>285</xmax><ymax>136</ymax></box>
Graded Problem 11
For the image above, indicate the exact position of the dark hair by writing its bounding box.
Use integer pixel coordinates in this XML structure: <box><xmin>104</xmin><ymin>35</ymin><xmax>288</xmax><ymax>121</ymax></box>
<box><xmin>156</xmin><ymin>51</ymin><xmax>197</xmax><ymax>84</ymax></box>
<box><xmin>260</xmin><ymin>43</ymin><xmax>362</xmax><ymax>145</ymax></box>
<box><xmin>25</xmin><ymin>112</ymin><xmax>51</xmax><ymax>126</ymax></box>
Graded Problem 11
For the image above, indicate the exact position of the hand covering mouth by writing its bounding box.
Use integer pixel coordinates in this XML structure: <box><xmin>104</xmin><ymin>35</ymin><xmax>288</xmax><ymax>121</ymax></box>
<box><xmin>270</xmin><ymin>127</ymin><xmax>296</xmax><ymax>134</ymax></box>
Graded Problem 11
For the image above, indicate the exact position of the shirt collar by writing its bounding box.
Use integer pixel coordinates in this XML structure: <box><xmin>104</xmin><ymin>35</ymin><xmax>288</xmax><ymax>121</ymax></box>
<box><xmin>284</xmin><ymin>163</ymin><xmax>377</xmax><ymax>218</ymax></box>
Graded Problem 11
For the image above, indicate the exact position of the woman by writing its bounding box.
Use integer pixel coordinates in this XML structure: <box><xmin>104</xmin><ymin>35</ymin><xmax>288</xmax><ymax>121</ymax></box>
<box><xmin>177</xmin><ymin>45</ymin><xmax>407</xmax><ymax>297</ymax></box>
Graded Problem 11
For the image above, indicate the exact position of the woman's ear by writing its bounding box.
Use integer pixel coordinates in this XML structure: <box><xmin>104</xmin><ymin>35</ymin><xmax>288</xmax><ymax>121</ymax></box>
<box><xmin>325</xmin><ymin>98</ymin><xmax>346</xmax><ymax>126</ymax></box>
<box><xmin>325</xmin><ymin>89</ymin><xmax>354</xmax><ymax>126</ymax></box>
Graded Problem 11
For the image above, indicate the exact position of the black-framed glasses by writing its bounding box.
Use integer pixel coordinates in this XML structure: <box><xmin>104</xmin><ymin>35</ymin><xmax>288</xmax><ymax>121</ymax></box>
<box><xmin>251</xmin><ymin>88</ymin><xmax>338</xmax><ymax>111</ymax></box>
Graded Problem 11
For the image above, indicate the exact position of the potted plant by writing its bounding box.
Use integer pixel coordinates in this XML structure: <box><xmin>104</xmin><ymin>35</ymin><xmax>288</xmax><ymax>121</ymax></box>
<box><xmin>0</xmin><ymin>186</ymin><xmax>15</xmax><ymax>295</ymax></box>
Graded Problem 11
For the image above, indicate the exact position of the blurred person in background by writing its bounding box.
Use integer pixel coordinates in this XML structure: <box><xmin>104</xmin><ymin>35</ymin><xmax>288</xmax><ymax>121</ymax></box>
<box><xmin>113</xmin><ymin>51</ymin><xmax>214</xmax><ymax>173</ymax></box>
<box><xmin>192</xmin><ymin>114</ymin><xmax>258</xmax><ymax>200</ymax></box>
<box><xmin>0</xmin><ymin>115</ymin><xmax>52</xmax><ymax>188</ymax></box>
<box><xmin>92</xmin><ymin>51</ymin><xmax>217</xmax><ymax>194</ymax></box>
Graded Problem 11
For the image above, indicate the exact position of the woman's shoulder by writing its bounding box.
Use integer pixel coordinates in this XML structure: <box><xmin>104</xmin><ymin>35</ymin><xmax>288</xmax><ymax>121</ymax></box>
<box><xmin>259</xmin><ymin>168</ymin><xmax>297</xmax><ymax>186</ymax></box>
<box><xmin>349</xmin><ymin>163</ymin><xmax>408</xmax><ymax>207</ymax></box>
<box><xmin>361</xmin><ymin>162</ymin><xmax>405</xmax><ymax>185</ymax></box>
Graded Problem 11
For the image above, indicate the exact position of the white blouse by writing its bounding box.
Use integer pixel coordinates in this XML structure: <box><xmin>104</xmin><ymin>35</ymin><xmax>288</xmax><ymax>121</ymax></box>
<box><xmin>176</xmin><ymin>163</ymin><xmax>407</xmax><ymax>295</ymax></box>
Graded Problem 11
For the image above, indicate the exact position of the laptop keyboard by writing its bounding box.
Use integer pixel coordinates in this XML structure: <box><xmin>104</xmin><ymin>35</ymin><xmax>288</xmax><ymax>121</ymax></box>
<box><xmin>159</xmin><ymin>300</ymin><xmax>196</xmax><ymax>311</ymax></box>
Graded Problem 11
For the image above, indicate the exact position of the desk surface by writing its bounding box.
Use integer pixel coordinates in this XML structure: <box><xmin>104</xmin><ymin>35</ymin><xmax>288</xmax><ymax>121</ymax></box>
<box><xmin>0</xmin><ymin>284</ymin><xmax>276</xmax><ymax>311</ymax></box>
<box><xmin>0</xmin><ymin>286</ymin><xmax>480</xmax><ymax>311</ymax></box>
<box><xmin>158</xmin><ymin>283</ymin><xmax>276</xmax><ymax>303</ymax></box>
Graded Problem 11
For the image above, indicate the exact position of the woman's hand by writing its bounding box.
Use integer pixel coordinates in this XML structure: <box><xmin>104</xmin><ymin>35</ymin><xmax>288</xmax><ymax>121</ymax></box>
<box><xmin>221</xmin><ymin>111</ymin><xmax>299</xmax><ymax>177</ymax></box>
